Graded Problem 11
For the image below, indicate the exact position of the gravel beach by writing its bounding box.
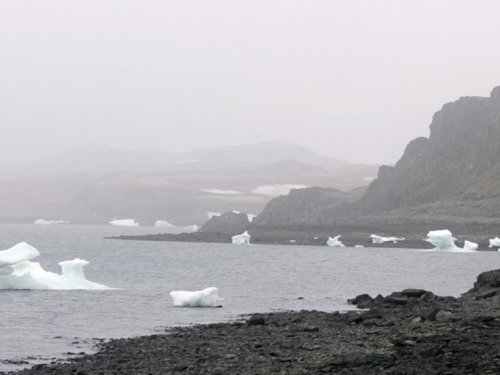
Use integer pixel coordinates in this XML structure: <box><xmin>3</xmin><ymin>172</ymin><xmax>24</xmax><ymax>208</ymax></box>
<box><xmin>6</xmin><ymin>268</ymin><xmax>500</xmax><ymax>375</ymax></box>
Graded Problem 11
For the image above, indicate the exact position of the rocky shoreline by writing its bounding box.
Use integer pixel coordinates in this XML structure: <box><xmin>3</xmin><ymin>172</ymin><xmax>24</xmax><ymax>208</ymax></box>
<box><xmin>108</xmin><ymin>216</ymin><xmax>500</xmax><ymax>250</ymax></box>
<box><xmin>6</xmin><ymin>268</ymin><xmax>500</xmax><ymax>374</ymax></box>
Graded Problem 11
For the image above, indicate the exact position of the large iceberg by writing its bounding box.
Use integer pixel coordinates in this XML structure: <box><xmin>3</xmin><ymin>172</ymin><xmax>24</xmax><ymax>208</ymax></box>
<box><xmin>0</xmin><ymin>242</ymin><xmax>110</xmax><ymax>290</ymax></box>
<box><xmin>370</xmin><ymin>234</ymin><xmax>404</xmax><ymax>244</ymax></box>
<box><xmin>232</xmin><ymin>231</ymin><xmax>251</xmax><ymax>245</ymax></box>
<box><xmin>425</xmin><ymin>230</ymin><xmax>477</xmax><ymax>252</ymax></box>
<box><xmin>34</xmin><ymin>219</ymin><xmax>69</xmax><ymax>225</ymax></box>
<box><xmin>327</xmin><ymin>235</ymin><xmax>345</xmax><ymax>247</ymax></box>
<box><xmin>155</xmin><ymin>220</ymin><xmax>174</xmax><ymax>228</ymax></box>
<box><xmin>169</xmin><ymin>287</ymin><xmax>223</xmax><ymax>307</ymax></box>
<box><xmin>109</xmin><ymin>219</ymin><xmax>139</xmax><ymax>227</ymax></box>
<box><xmin>489</xmin><ymin>237</ymin><xmax>500</xmax><ymax>248</ymax></box>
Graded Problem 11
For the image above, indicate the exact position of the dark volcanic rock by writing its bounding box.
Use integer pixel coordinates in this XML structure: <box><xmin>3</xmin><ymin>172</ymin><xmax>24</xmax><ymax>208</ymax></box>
<box><xmin>199</xmin><ymin>211</ymin><xmax>250</xmax><ymax>234</ymax></box>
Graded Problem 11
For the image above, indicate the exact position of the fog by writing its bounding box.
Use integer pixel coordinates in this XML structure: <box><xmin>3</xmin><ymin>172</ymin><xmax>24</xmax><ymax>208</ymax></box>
<box><xmin>1</xmin><ymin>0</ymin><xmax>500</xmax><ymax>165</ymax></box>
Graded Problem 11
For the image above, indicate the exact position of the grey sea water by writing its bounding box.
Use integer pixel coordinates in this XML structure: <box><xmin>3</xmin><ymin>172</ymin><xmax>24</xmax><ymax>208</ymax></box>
<box><xmin>1</xmin><ymin>223</ymin><xmax>499</xmax><ymax>372</ymax></box>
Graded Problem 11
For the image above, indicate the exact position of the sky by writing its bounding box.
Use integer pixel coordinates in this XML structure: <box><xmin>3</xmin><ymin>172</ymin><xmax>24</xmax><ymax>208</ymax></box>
<box><xmin>1</xmin><ymin>1</ymin><xmax>500</xmax><ymax>165</ymax></box>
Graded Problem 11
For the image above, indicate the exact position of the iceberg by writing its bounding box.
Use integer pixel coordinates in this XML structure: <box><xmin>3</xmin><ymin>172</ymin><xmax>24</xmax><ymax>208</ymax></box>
<box><xmin>489</xmin><ymin>237</ymin><xmax>500</xmax><ymax>248</ymax></box>
<box><xmin>0</xmin><ymin>242</ymin><xmax>110</xmax><ymax>290</ymax></box>
<box><xmin>109</xmin><ymin>219</ymin><xmax>139</xmax><ymax>227</ymax></box>
<box><xmin>327</xmin><ymin>235</ymin><xmax>345</xmax><ymax>247</ymax></box>
<box><xmin>232</xmin><ymin>231</ymin><xmax>251</xmax><ymax>245</ymax></box>
<box><xmin>34</xmin><ymin>219</ymin><xmax>69</xmax><ymax>225</ymax></box>
<box><xmin>184</xmin><ymin>225</ymin><xmax>199</xmax><ymax>233</ymax></box>
<box><xmin>425</xmin><ymin>230</ymin><xmax>477</xmax><ymax>252</ymax></box>
<box><xmin>155</xmin><ymin>220</ymin><xmax>174</xmax><ymax>228</ymax></box>
<box><xmin>169</xmin><ymin>287</ymin><xmax>223</xmax><ymax>307</ymax></box>
<box><xmin>370</xmin><ymin>234</ymin><xmax>404</xmax><ymax>244</ymax></box>
<box><xmin>247</xmin><ymin>214</ymin><xmax>257</xmax><ymax>222</ymax></box>
<box><xmin>463</xmin><ymin>240</ymin><xmax>479</xmax><ymax>252</ymax></box>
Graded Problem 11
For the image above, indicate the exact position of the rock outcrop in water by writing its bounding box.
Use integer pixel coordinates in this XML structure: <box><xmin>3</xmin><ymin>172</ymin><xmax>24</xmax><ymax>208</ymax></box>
<box><xmin>255</xmin><ymin>86</ymin><xmax>500</xmax><ymax>225</ymax></box>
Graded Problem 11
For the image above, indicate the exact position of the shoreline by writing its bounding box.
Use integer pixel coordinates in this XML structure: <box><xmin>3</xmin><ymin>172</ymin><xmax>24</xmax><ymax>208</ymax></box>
<box><xmin>7</xmin><ymin>268</ymin><xmax>500</xmax><ymax>374</ymax></box>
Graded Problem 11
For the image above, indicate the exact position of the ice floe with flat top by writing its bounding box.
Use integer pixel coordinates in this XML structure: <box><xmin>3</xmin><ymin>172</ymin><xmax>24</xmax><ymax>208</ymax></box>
<box><xmin>169</xmin><ymin>287</ymin><xmax>223</xmax><ymax>307</ymax></box>
<box><xmin>0</xmin><ymin>242</ymin><xmax>111</xmax><ymax>290</ymax></box>
<box><xmin>251</xmin><ymin>184</ymin><xmax>308</xmax><ymax>197</ymax></box>
<box><xmin>424</xmin><ymin>230</ymin><xmax>477</xmax><ymax>252</ymax></box>
<box><xmin>34</xmin><ymin>219</ymin><xmax>69</xmax><ymax>225</ymax></box>
<box><xmin>327</xmin><ymin>235</ymin><xmax>345</xmax><ymax>247</ymax></box>
<box><xmin>109</xmin><ymin>219</ymin><xmax>139</xmax><ymax>227</ymax></box>
<box><xmin>370</xmin><ymin>234</ymin><xmax>404</xmax><ymax>244</ymax></box>
<box><xmin>232</xmin><ymin>231</ymin><xmax>251</xmax><ymax>245</ymax></box>
<box><xmin>155</xmin><ymin>220</ymin><xmax>174</xmax><ymax>228</ymax></box>
<box><xmin>489</xmin><ymin>237</ymin><xmax>500</xmax><ymax>249</ymax></box>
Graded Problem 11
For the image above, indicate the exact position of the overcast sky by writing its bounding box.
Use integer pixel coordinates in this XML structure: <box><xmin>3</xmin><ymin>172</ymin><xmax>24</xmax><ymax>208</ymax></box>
<box><xmin>1</xmin><ymin>1</ymin><xmax>500</xmax><ymax>165</ymax></box>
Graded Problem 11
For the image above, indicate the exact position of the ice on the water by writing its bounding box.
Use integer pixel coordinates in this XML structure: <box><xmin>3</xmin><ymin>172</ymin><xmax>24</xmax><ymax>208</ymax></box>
<box><xmin>489</xmin><ymin>237</ymin><xmax>500</xmax><ymax>248</ymax></box>
<box><xmin>169</xmin><ymin>287</ymin><xmax>223</xmax><ymax>307</ymax></box>
<box><xmin>355</xmin><ymin>245</ymin><xmax>364</xmax><ymax>248</ymax></box>
<box><xmin>425</xmin><ymin>230</ymin><xmax>477</xmax><ymax>252</ymax></box>
<box><xmin>184</xmin><ymin>225</ymin><xmax>199</xmax><ymax>233</ymax></box>
<box><xmin>370</xmin><ymin>234</ymin><xmax>404</xmax><ymax>244</ymax></box>
<box><xmin>155</xmin><ymin>220</ymin><xmax>174</xmax><ymax>228</ymax></box>
<box><xmin>0</xmin><ymin>243</ymin><xmax>110</xmax><ymax>290</ymax></box>
<box><xmin>109</xmin><ymin>219</ymin><xmax>139</xmax><ymax>227</ymax></box>
<box><xmin>232</xmin><ymin>231</ymin><xmax>251</xmax><ymax>245</ymax></box>
<box><xmin>34</xmin><ymin>219</ymin><xmax>69</xmax><ymax>225</ymax></box>
<box><xmin>327</xmin><ymin>235</ymin><xmax>345</xmax><ymax>247</ymax></box>
<box><xmin>463</xmin><ymin>240</ymin><xmax>479</xmax><ymax>252</ymax></box>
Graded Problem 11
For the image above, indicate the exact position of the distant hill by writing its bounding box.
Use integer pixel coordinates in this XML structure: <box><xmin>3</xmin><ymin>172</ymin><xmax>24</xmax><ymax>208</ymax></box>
<box><xmin>0</xmin><ymin>142</ymin><xmax>378</xmax><ymax>225</ymax></box>
<box><xmin>255</xmin><ymin>86</ymin><xmax>500</xmax><ymax>225</ymax></box>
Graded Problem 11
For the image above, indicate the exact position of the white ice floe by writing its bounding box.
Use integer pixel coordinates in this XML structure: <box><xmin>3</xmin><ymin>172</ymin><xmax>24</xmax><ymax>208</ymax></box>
<box><xmin>109</xmin><ymin>219</ymin><xmax>139</xmax><ymax>227</ymax></box>
<box><xmin>355</xmin><ymin>245</ymin><xmax>364</xmax><ymax>248</ymax></box>
<box><xmin>425</xmin><ymin>230</ymin><xmax>477</xmax><ymax>252</ymax></box>
<box><xmin>0</xmin><ymin>242</ymin><xmax>111</xmax><ymax>290</ymax></box>
<box><xmin>289</xmin><ymin>240</ymin><xmax>296</xmax><ymax>243</ymax></box>
<box><xmin>247</xmin><ymin>214</ymin><xmax>257</xmax><ymax>222</ymax></box>
<box><xmin>34</xmin><ymin>219</ymin><xmax>69</xmax><ymax>225</ymax></box>
<box><xmin>327</xmin><ymin>235</ymin><xmax>345</xmax><ymax>247</ymax></box>
<box><xmin>184</xmin><ymin>225</ymin><xmax>199</xmax><ymax>233</ymax></box>
<box><xmin>155</xmin><ymin>220</ymin><xmax>175</xmax><ymax>228</ymax></box>
<box><xmin>251</xmin><ymin>184</ymin><xmax>308</xmax><ymax>197</ymax></box>
<box><xmin>370</xmin><ymin>234</ymin><xmax>405</xmax><ymax>244</ymax></box>
<box><xmin>463</xmin><ymin>240</ymin><xmax>479</xmax><ymax>251</ymax></box>
<box><xmin>200</xmin><ymin>189</ymin><xmax>244</xmax><ymax>195</ymax></box>
<box><xmin>207</xmin><ymin>211</ymin><xmax>222</xmax><ymax>219</ymax></box>
<box><xmin>169</xmin><ymin>287</ymin><xmax>223</xmax><ymax>307</ymax></box>
<box><xmin>489</xmin><ymin>237</ymin><xmax>500</xmax><ymax>248</ymax></box>
<box><xmin>232</xmin><ymin>231</ymin><xmax>251</xmax><ymax>245</ymax></box>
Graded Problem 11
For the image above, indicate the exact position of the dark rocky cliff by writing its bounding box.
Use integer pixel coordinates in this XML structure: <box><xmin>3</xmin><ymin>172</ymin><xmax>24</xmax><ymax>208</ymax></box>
<box><xmin>255</xmin><ymin>86</ymin><xmax>500</xmax><ymax>225</ymax></box>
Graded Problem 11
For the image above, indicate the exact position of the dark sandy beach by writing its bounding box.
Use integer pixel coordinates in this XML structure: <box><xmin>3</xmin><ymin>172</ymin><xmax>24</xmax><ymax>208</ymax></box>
<box><xmin>6</xmin><ymin>268</ymin><xmax>500</xmax><ymax>375</ymax></box>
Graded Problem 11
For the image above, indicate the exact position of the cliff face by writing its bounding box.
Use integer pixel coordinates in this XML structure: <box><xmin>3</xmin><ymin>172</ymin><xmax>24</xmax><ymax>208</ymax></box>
<box><xmin>255</xmin><ymin>86</ymin><xmax>500</xmax><ymax>225</ymax></box>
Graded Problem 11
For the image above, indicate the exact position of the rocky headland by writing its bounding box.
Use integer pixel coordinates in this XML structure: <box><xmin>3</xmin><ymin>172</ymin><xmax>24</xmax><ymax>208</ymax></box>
<box><xmin>7</xmin><ymin>268</ymin><xmax>500</xmax><ymax>374</ymax></box>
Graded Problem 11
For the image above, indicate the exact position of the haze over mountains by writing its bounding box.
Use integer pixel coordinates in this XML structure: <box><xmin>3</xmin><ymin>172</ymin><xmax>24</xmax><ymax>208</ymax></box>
<box><xmin>0</xmin><ymin>142</ymin><xmax>378</xmax><ymax>226</ymax></box>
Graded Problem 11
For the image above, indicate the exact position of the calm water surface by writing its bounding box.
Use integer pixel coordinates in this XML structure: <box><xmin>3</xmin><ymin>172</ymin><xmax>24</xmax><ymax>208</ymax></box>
<box><xmin>1</xmin><ymin>223</ymin><xmax>499</xmax><ymax>371</ymax></box>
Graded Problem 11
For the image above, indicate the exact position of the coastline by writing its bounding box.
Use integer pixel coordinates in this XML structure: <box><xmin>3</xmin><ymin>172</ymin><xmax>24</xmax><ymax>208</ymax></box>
<box><xmin>7</xmin><ymin>269</ymin><xmax>500</xmax><ymax>375</ymax></box>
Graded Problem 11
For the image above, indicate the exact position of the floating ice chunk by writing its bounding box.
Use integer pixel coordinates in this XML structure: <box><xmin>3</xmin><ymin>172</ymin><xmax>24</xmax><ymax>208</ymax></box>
<box><xmin>0</xmin><ymin>242</ymin><xmax>40</xmax><ymax>269</ymax></box>
<box><xmin>370</xmin><ymin>234</ymin><xmax>404</xmax><ymax>244</ymax></box>
<box><xmin>463</xmin><ymin>240</ymin><xmax>478</xmax><ymax>252</ymax></box>
<box><xmin>489</xmin><ymin>237</ymin><xmax>500</xmax><ymax>248</ymax></box>
<box><xmin>207</xmin><ymin>211</ymin><xmax>222</xmax><ymax>219</ymax></box>
<box><xmin>155</xmin><ymin>220</ymin><xmax>174</xmax><ymax>228</ymax></box>
<box><xmin>247</xmin><ymin>214</ymin><xmax>257</xmax><ymax>222</ymax></box>
<box><xmin>289</xmin><ymin>240</ymin><xmax>296</xmax><ymax>243</ymax></box>
<box><xmin>425</xmin><ymin>230</ymin><xmax>477</xmax><ymax>252</ymax></box>
<box><xmin>109</xmin><ymin>219</ymin><xmax>139</xmax><ymax>227</ymax></box>
<box><xmin>232</xmin><ymin>231</ymin><xmax>251</xmax><ymax>245</ymax></box>
<box><xmin>184</xmin><ymin>225</ymin><xmax>199</xmax><ymax>233</ymax></box>
<box><xmin>34</xmin><ymin>219</ymin><xmax>69</xmax><ymax>225</ymax></box>
<box><xmin>169</xmin><ymin>287</ymin><xmax>223</xmax><ymax>307</ymax></box>
<box><xmin>327</xmin><ymin>235</ymin><xmax>345</xmax><ymax>247</ymax></box>
<box><xmin>355</xmin><ymin>245</ymin><xmax>364</xmax><ymax>248</ymax></box>
<box><xmin>0</xmin><ymin>243</ymin><xmax>110</xmax><ymax>290</ymax></box>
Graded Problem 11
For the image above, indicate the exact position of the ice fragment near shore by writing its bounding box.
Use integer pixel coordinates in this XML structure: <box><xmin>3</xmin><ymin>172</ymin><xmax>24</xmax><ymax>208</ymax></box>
<box><xmin>109</xmin><ymin>219</ymin><xmax>139</xmax><ymax>227</ymax></box>
<box><xmin>370</xmin><ymin>234</ymin><xmax>404</xmax><ymax>244</ymax></box>
<box><xmin>232</xmin><ymin>231</ymin><xmax>251</xmax><ymax>245</ymax></box>
<box><xmin>34</xmin><ymin>219</ymin><xmax>69</xmax><ymax>225</ymax></box>
<box><xmin>0</xmin><ymin>242</ymin><xmax>111</xmax><ymax>290</ymax></box>
<box><xmin>489</xmin><ymin>237</ymin><xmax>500</xmax><ymax>248</ymax></box>
<box><xmin>425</xmin><ymin>230</ymin><xmax>477</xmax><ymax>252</ymax></box>
<box><xmin>155</xmin><ymin>220</ymin><xmax>174</xmax><ymax>228</ymax></box>
<box><xmin>463</xmin><ymin>240</ymin><xmax>478</xmax><ymax>252</ymax></box>
<box><xmin>169</xmin><ymin>287</ymin><xmax>223</xmax><ymax>307</ymax></box>
<box><xmin>327</xmin><ymin>235</ymin><xmax>345</xmax><ymax>247</ymax></box>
